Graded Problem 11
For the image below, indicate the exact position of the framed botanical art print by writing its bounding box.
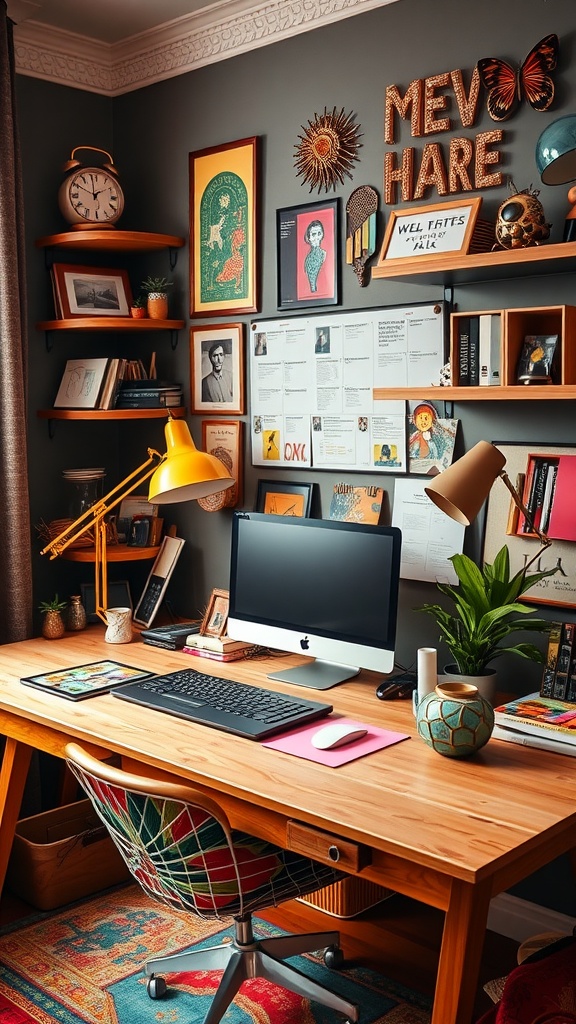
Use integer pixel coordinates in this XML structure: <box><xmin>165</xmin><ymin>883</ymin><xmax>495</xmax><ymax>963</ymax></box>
<box><xmin>189</xmin><ymin>136</ymin><xmax>259</xmax><ymax>317</ymax></box>
<box><xmin>277</xmin><ymin>198</ymin><xmax>340</xmax><ymax>310</ymax></box>
<box><xmin>197</xmin><ymin>419</ymin><xmax>243</xmax><ymax>511</ymax></box>
<box><xmin>256</xmin><ymin>479</ymin><xmax>314</xmax><ymax>517</ymax></box>
<box><xmin>190</xmin><ymin>322</ymin><xmax>245</xmax><ymax>415</ymax></box>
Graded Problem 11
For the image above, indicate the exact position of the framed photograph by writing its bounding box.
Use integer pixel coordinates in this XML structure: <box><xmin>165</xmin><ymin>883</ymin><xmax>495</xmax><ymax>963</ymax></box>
<box><xmin>52</xmin><ymin>263</ymin><xmax>132</xmax><ymax>318</ymax></box>
<box><xmin>198</xmin><ymin>420</ymin><xmax>243</xmax><ymax>511</ymax></box>
<box><xmin>277</xmin><ymin>199</ymin><xmax>340</xmax><ymax>310</ymax></box>
<box><xmin>256</xmin><ymin>479</ymin><xmax>314</xmax><ymax>517</ymax></box>
<box><xmin>516</xmin><ymin>334</ymin><xmax>559</xmax><ymax>384</ymax></box>
<box><xmin>190</xmin><ymin>322</ymin><xmax>245</xmax><ymax>414</ymax></box>
<box><xmin>200</xmin><ymin>588</ymin><xmax>230</xmax><ymax>637</ymax></box>
<box><xmin>377</xmin><ymin>197</ymin><xmax>482</xmax><ymax>264</ymax></box>
<box><xmin>483</xmin><ymin>441</ymin><xmax>576</xmax><ymax>608</ymax></box>
<box><xmin>189</xmin><ymin>136</ymin><xmax>259</xmax><ymax>317</ymax></box>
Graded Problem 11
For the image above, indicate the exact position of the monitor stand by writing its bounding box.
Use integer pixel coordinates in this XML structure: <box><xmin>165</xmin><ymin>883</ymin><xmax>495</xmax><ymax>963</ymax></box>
<box><xmin>267</xmin><ymin>660</ymin><xmax>360</xmax><ymax>690</ymax></box>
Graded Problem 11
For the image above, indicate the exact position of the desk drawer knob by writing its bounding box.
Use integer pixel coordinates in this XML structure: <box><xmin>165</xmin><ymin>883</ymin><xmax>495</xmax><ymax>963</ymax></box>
<box><xmin>328</xmin><ymin>844</ymin><xmax>340</xmax><ymax>862</ymax></box>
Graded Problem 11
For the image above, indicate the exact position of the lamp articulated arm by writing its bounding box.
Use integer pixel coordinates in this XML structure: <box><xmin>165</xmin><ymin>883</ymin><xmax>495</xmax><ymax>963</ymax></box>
<box><xmin>499</xmin><ymin>470</ymin><xmax>552</xmax><ymax>572</ymax></box>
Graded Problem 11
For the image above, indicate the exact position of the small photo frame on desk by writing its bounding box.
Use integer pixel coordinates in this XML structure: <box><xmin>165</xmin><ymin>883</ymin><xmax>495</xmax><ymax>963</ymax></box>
<box><xmin>200</xmin><ymin>588</ymin><xmax>230</xmax><ymax>637</ymax></box>
<box><xmin>256</xmin><ymin>479</ymin><xmax>314</xmax><ymax>517</ymax></box>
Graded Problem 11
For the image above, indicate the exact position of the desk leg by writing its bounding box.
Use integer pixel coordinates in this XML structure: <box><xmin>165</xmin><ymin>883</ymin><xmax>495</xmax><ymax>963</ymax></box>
<box><xmin>0</xmin><ymin>739</ymin><xmax>33</xmax><ymax>894</ymax></box>
<box><xmin>432</xmin><ymin>877</ymin><xmax>492</xmax><ymax>1024</ymax></box>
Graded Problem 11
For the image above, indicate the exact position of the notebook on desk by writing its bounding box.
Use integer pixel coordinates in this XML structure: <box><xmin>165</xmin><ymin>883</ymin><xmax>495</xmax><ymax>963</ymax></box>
<box><xmin>112</xmin><ymin>666</ymin><xmax>332</xmax><ymax>740</ymax></box>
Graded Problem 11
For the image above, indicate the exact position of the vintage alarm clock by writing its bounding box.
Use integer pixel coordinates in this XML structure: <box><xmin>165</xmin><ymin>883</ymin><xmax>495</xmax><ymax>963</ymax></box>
<box><xmin>58</xmin><ymin>146</ymin><xmax>124</xmax><ymax>229</ymax></box>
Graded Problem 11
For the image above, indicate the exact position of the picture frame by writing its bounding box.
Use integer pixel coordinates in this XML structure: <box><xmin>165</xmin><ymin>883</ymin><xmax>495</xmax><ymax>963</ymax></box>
<box><xmin>189</xmin><ymin>136</ymin><xmax>259</xmax><ymax>317</ymax></box>
<box><xmin>52</xmin><ymin>263</ymin><xmax>132</xmax><ymax>318</ymax></box>
<box><xmin>256</xmin><ymin>479</ymin><xmax>314</xmax><ymax>517</ymax></box>
<box><xmin>516</xmin><ymin>334</ymin><xmax>559</xmax><ymax>384</ymax></box>
<box><xmin>200</xmin><ymin>587</ymin><xmax>230</xmax><ymax>637</ymax></box>
<box><xmin>276</xmin><ymin>198</ymin><xmax>340</xmax><ymax>310</ymax></box>
<box><xmin>376</xmin><ymin>197</ymin><xmax>482</xmax><ymax>264</ymax></box>
<box><xmin>190</xmin><ymin>322</ymin><xmax>245</xmax><ymax>414</ymax></box>
<box><xmin>198</xmin><ymin>419</ymin><xmax>243</xmax><ymax>511</ymax></box>
<box><xmin>483</xmin><ymin>441</ymin><xmax>576</xmax><ymax>608</ymax></box>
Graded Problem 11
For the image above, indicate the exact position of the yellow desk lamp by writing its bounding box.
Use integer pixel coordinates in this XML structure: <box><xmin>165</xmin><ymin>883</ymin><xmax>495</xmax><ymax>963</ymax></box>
<box><xmin>424</xmin><ymin>440</ymin><xmax>552</xmax><ymax>572</ymax></box>
<box><xmin>41</xmin><ymin>415</ymin><xmax>234</xmax><ymax>621</ymax></box>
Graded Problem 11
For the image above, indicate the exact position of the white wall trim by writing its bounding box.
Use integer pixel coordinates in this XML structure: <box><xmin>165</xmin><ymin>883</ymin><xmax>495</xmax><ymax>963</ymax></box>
<box><xmin>13</xmin><ymin>0</ymin><xmax>401</xmax><ymax>96</ymax></box>
<box><xmin>488</xmin><ymin>892</ymin><xmax>576</xmax><ymax>943</ymax></box>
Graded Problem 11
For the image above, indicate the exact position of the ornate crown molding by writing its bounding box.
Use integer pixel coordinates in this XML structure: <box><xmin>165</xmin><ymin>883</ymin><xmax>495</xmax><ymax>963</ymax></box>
<box><xmin>13</xmin><ymin>0</ymin><xmax>399</xmax><ymax>96</ymax></box>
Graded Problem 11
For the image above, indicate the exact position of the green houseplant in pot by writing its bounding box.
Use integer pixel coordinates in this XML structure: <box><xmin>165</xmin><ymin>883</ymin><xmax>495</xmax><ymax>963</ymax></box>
<box><xmin>418</xmin><ymin>545</ymin><xmax>557</xmax><ymax>703</ymax></box>
<box><xmin>140</xmin><ymin>276</ymin><xmax>173</xmax><ymax>320</ymax></box>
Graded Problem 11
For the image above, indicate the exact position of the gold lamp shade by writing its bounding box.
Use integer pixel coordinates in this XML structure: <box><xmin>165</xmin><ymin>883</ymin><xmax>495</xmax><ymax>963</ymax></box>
<box><xmin>424</xmin><ymin>441</ymin><xmax>506</xmax><ymax>525</ymax></box>
<box><xmin>148</xmin><ymin>417</ymin><xmax>234</xmax><ymax>504</ymax></box>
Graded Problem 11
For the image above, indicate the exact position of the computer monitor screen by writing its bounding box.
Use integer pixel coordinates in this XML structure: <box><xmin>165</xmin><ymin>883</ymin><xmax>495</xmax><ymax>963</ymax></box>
<box><xmin>228</xmin><ymin>512</ymin><xmax>402</xmax><ymax>690</ymax></box>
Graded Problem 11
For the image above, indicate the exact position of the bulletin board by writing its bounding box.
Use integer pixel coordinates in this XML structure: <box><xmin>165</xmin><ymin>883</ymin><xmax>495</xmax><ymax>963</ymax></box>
<box><xmin>483</xmin><ymin>441</ymin><xmax>576</xmax><ymax>608</ymax></box>
<box><xmin>249</xmin><ymin>301</ymin><xmax>446</xmax><ymax>473</ymax></box>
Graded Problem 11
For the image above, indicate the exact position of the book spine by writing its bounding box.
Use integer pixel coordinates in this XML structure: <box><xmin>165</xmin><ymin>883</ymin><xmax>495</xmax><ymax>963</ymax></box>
<box><xmin>541</xmin><ymin>621</ymin><xmax>563</xmax><ymax>697</ymax></box>
<box><xmin>492</xmin><ymin>724</ymin><xmax>576</xmax><ymax>757</ymax></box>
<box><xmin>457</xmin><ymin>317</ymin><xmax>470</xmax><ymax>386</ymax></box>
<box><xmin>468</xmin><ymin>316</ymin><xmax>480</xmax><ymax>386</ymax></box>
<box><xmin>494</xmin><ymin>714</ymin><xmax>576</xmax><ymax>744</ymax></box>
<box><xmin>182</xmin><ymin>645</ymin><xmax>248</xmax><ymax>662</ymax></box>
<box><xmin>540</xmin><ymin>461</ymin><xmax>559</xmax><ymax>534</ymax></box>
<box><xmin>479</xmin><ymin>314</ymin><xmax>501</xmax><ymax>386</ymax></box>
<box><xmin>553</xmin><ymin>622</ymin><xmax>576</xmax><ymax>700</ymax></box>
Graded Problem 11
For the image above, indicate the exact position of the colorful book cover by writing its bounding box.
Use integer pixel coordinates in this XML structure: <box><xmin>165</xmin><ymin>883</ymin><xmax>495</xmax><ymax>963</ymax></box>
<box><xmin>329</xmin><ymin>484</ymin><xmax>384</xmax><ymax>524</ymax></box>
<box><xmin>540</xmin><ymin>621</ymin><xmax>562</xmax><ymax>697</ymax></box>
<box><xmin>494</xmin><ymin>692</ymin><xmax>576</xmax><ymax>745</ymax></box>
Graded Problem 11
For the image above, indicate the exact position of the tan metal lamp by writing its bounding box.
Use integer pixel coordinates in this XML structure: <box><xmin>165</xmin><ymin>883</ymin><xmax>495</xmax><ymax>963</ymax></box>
<box><xmin>424</xmin><ymin>440</ymin><xmax>552</xmax><ymax>571</ymax></box>
<box><xmin>41</xmin><ymin>415</ymin><xmax>234</xmax><ymax>622</ymax></box>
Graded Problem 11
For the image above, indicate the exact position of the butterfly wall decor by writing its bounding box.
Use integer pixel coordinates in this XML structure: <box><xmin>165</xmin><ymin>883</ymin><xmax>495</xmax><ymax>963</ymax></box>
<box><xmin>477</xmin><ymin>33</ymin><xmax>559</xmax><ymax>122</ymax></box>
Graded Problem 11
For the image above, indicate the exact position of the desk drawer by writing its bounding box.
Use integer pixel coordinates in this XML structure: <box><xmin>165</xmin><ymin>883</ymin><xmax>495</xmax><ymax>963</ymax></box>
<box><xmin>287</xmin><ymin>821</ymin><xmax>370</xmax><ymax>871</ymax></box>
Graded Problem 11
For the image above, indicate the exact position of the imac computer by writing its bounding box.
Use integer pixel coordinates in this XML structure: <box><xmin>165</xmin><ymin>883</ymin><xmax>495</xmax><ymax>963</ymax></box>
<box><xmin>227</xmin><ymin>512</ymin><xmax>402</xmax><ymax>690</ymax></box>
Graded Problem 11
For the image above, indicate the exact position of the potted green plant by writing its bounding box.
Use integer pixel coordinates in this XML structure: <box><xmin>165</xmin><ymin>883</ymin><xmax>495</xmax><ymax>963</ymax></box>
<box><xmin>418</xmin><ymin>545</ymin><xmax>557</xmax><ymax>701</ymax></box>
<box><xmin>140</xmin><ymin>276</ymin><xmax>173</xmax><ymax>320</ymax></box>
<box><xmin>129</xmin><ymin>294</ymin><xmax>147</xmax><ymax>319</ymax></box>
<box><xmin>39</xmin><ymin>594</ymin><xmax>68</xmax><ymax>639</ymax></box>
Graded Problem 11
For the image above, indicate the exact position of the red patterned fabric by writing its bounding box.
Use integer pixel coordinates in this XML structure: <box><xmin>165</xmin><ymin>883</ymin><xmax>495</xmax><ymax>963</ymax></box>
<box><xmin>476</xmin><ymin>938</ymin><xmax>576</xmax><ymax>1024</ymax></box>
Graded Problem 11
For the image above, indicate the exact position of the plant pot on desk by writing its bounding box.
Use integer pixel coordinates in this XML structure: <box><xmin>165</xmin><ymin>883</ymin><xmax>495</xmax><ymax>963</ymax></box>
<box><xmin>439</xmin><ymin>663</ymin><xmax>498</xmax><ymax>705</ymax></box>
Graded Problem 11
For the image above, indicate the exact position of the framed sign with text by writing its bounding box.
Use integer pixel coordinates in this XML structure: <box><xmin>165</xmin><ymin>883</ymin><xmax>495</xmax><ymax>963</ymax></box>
<box><xmin>377</xmin><ymin>197</ymin><xmax>482</xmax><ymax>264</ymax></box>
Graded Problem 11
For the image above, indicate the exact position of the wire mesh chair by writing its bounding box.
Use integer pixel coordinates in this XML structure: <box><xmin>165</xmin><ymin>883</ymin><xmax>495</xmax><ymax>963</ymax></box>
<box><xmin>65</xmin><ymin>743</ymin><xmax>359</xmax><ymax>1024</ymax></box>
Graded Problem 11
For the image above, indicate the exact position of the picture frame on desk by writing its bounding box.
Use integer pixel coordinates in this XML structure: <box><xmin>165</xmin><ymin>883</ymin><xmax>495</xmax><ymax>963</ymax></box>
<box><xmin>256</xmin><ymin>479</ymin><xmax>314</xmax><ymax>517</ymax></box>
<box><xmin>200</xmin><ymin>588</ymin><xmax>230</xmax><ymax>638</ymax></box>
<box><xmin>483</xmin><ymin>441</ymin><xmax>576</xmax><ymax>608</ymax></box>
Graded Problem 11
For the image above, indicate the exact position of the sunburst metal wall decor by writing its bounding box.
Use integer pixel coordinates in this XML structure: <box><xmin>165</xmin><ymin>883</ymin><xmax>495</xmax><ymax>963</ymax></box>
<box><xmin>294</xmin><ymin>107</ymin><xmax>362</xmax><ymax>193</ymax></box>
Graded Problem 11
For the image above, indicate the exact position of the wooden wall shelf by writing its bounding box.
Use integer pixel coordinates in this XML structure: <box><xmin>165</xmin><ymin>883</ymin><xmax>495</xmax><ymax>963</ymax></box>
<box><xmin>371</xmin><ymin>240</ymin><xmax>576</xmax><ymax>285</ymax></box>
<box><xmin>37</xmin><ymin>407</ymin><xmax>184</xmax><ymax>421</ymax></box>
<box><xmin>36</xmin><ymin>230</ymin><xmax>185</xmax><ymax>253</ymax></box>
<box><xmin>373</xmin><ymin>385</ymin><xmax>576</xmax><ymax>401</ymax></box>
<box><xmin>61</xmin><ymin>544</ymin><xmax>160</xmax><ymax>563</ymax></box>
<box><xmin>37</xmin><ymin>318</ymin><xmax>184</xmax><ymax>332</ymax></box>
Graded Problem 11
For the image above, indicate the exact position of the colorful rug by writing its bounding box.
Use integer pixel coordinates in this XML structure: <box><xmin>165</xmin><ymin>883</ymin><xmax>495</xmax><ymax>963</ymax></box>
<box><xmin>0</xmin><ymin>885</ymin><xmax>432</xmax><ymax>1023</ymax></box>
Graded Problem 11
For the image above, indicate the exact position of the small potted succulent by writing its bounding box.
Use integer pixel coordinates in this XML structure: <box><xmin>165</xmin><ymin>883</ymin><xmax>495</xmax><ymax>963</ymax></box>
<box><xmin>39</xmin><ymin>594</ymin><xmax>68</xmax><ymax>639</ymax></box>
<box><xmin>129</xmin><ymin>295</ymin><xmax>147</xmax><ymax>319</ymax></box>
<box><xmin>140</xmin><ymin>276</ymin><xmax>173</xmax><ymax>320</ymax></box>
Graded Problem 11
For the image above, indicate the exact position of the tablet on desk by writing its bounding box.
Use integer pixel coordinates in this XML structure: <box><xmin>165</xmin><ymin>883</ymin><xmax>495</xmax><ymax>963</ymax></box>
<box><xmin>20</xmin><ymin>660</ymin><xmax>153</xmax><ymax>701</ymax></box>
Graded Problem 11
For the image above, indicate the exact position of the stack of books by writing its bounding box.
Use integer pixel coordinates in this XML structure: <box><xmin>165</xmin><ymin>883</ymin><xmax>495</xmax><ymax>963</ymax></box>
<box><xmin>182</xmin><ymin>633</ymin><xmax>254</xmax><ymax>663</ymax></box>
<box><xmin>493</xmin><ymin>692</ymin><xmax>576</xmax><ymax>756</ymax></box>
<box><xmin>115</xmin><ymin>380</ymin><xmax>183</xmax><ymax>409</ymax></box>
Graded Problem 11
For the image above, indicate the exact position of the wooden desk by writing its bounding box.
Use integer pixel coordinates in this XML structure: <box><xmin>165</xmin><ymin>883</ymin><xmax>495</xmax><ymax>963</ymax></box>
<box><xmin>0</xmin><ymin>630</ymin><xmax>574</xmax><ymax>1024</ymax></box>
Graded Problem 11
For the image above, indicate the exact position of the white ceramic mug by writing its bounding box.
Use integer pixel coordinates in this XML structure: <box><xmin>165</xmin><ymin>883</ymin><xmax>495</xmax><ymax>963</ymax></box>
<box><xmin>104</xmin><ymin>607</ymin><xmax>133</xmax><ymax>644</ymax></box>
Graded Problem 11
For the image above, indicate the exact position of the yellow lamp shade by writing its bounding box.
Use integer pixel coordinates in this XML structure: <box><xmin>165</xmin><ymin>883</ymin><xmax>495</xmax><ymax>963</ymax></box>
<box><xmin>424</xmin><ymin>440</ymin><xmax>506</xmax><ymax>525</ymax></box>
<box><xmin>148</xmin><ymin>417</ymin><xmax>235</xmax><ymax>504</ymax></box>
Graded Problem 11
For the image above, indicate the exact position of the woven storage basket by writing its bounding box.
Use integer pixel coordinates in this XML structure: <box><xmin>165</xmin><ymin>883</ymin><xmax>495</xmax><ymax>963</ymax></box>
<box><xmin>299</xmin><ymin>877</ymin><xmax>395</xmax><ymax>918</ymax></box>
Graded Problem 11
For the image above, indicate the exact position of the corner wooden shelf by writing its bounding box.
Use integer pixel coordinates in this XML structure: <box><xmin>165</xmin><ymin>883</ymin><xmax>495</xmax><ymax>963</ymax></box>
<box><xmin>37</xmin><ymin>318</ymin><xmax>184</xmax><ymax>332</ymax></box>
<box><xmin>36</xmin><ymin>230</ymin><xmax>185</xmax><ymax>253</ymax></box>
<box><xmin>37</xmin><ymin>407</ymin><xmax>185</xmax><ymax>421</ymax></box>
<box><xmin>373</xmin><ymin>385</ymin><xmax>576</xmax><ymax>401</ymax></box>
<box><xmin>371</xmin><ymin>240</ymin><xmax>576</xmax><ymax>284</ymax></box>
<box><xmin>61</xmin><ymin>544</ymin><xmax>160</xmax><ymax>563</ymax></box>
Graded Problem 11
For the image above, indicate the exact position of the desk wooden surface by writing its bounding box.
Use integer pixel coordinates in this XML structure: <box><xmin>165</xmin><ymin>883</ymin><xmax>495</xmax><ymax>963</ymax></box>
<box><xmin>0</xmin><ymin>629</ymin><xmax>574</xmax><ymax>1024</ymax></box>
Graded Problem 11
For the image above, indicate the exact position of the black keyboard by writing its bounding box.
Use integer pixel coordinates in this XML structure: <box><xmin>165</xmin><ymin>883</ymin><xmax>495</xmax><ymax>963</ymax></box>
<box><xmin>112</xmin><ymin>667</ymin><xmax>332</xmax><ymax>740</ymax></box>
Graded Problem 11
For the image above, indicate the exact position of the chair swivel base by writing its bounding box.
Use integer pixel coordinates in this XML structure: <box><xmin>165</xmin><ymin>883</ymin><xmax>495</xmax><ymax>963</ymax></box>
<box><xmin>145</xmin><ymin>916</ymin><xmax>359</xmax><ymax>1024</ymax></box>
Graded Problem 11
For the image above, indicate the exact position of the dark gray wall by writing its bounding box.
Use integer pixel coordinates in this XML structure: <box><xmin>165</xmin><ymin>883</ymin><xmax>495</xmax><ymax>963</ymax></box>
<box><xmin>17</xmin><ymin>0</ymin><xmax>576</xmax><ymax>912</ymax></box>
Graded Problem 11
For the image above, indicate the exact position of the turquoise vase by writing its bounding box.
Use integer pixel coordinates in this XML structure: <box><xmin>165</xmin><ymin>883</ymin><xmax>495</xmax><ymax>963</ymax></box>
<box><xmin>416</xmin><ymin>682</ymin><xmax>494</xmax><ymax>758</ymax></box>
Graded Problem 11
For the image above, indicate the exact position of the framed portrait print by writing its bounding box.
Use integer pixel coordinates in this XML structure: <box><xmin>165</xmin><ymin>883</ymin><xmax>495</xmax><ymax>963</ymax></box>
<box><xmin>277</xmin><ymin>198</ymin><xmax>340</xmax><ymax>310</ymax></box>
<box><xmin>197</xmin><ymin>419</ymin><xmax>243</xmax><ymax>511</ymax></box>
<box><xmin>52</xmin><ymin>264</ymin><xmax>132</xmax><ymax>318</ymax></box>
<box><xmin>256</xmin><ymin>479</ymin><xmax>314</xmax><ymax>517</ymax></box>
<box><xmin>189</xmin><ymin>136</ymin><xmax>259</xmax><ymax>317</ymax></box>
<box><xmin>190</xmin><ymin>322</ymin><xmax>245</xmax><ymax>414</ymax></box>
<box><xmin>200</xmin><ymin>588</ymin><xmax>230</xmax><ymax>637</ymax></box>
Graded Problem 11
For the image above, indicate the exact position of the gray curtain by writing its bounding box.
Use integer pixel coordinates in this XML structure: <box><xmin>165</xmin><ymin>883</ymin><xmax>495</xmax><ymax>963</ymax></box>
<box><xmin>0</xmin><ymin>1</ymin><xmax>32</xmax><ymax>643</ymax></box>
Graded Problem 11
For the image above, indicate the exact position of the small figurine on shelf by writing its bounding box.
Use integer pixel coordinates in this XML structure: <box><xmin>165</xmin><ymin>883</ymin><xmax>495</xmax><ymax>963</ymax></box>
<box><xmin>39</xmin><ymin>594</ymin><xmax>67</xmax><ymax>639</ymax></box>
<box><xmin>494</xmin><ymin>181</ymin><xmax>551</xmax><ymax>250</ymax></box>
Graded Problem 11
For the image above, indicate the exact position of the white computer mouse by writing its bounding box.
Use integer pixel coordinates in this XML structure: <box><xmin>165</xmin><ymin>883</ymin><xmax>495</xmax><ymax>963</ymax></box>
<box><xmin>311</xmin><ymin>723</ymin><xmax>368</xmax><ymax>751</ymax></box>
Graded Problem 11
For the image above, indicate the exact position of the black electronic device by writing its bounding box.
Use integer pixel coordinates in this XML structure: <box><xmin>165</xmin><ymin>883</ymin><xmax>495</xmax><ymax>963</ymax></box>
<box><xmin>141</xmin><ymin>622</ymin><xmax>200</xmax><ymax>650</ymax></box>
<box><xmin>376</xmin><ymin>674</ymin><xmax>417</xmax><ymax>700</ymax></box>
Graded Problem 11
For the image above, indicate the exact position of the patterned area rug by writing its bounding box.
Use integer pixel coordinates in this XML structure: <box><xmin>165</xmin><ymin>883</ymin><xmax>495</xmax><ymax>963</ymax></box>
<box><xmin>0</xmin><ymin>885</ymin><xmax>432</xmax><ymax>1023</ymax></box>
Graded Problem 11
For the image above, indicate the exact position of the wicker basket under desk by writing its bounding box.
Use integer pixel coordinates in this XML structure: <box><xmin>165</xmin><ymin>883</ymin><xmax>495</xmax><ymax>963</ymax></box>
<box><xmin>298</xmin><ymin>876</ymin><xmax>395</xmax><ymax>918</ymax></box>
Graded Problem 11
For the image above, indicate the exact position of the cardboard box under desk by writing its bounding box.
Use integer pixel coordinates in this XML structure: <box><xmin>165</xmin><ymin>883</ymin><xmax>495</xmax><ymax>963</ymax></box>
<box><xmin>6</xmin><ymin>799</ymin><xmax>130</xmax><ymax>911</ymax></box>
<box><xmin>298</xmin><ymin>877</ymin><xmax>395</xmax><ymax>918</ymax></box>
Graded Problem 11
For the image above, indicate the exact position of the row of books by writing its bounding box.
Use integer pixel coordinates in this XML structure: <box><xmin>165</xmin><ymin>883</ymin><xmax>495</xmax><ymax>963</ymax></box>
<box><xmin>540</xmin><ymin>621</ymin><xmax>576</xmax><ymax>702</ymax></box>
<box><xmin>140</xmin><ymin>622</ymin><xmax>254</xmax><ymax>662</ymax></box>
<box><xmin>514</xmin><ymin>453</ymin><xmax>576</xmax><ymax>541</ymax></box>
<box><xmin>456</xmin><ymin>313</ymin><xmax>501</xmax><ymax>386</ymax></box>
<box><xmin>53</xmin><ymin>356</ymin><xmax>182</xmax><ymax>410</ymax></box>
<box><xmin>494</xmin><ymin>693</ymin><xmax>576</xmax><ymax>756</ymax></box>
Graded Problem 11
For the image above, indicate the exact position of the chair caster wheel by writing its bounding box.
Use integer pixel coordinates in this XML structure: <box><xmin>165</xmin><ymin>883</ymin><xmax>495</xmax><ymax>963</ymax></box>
<box><xmin>147</xmin><ymin>975</ymin><xmax>167</xmax><ymax>999</ymax></box>
<box><xmin>323</xmin><ymin>944</ymin><xmax>344</xmax><ymax>969</ymax></box>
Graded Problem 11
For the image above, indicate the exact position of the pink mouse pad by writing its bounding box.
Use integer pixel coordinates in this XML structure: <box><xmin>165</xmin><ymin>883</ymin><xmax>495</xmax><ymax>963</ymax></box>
<box><xmin>262</xmin><ymin>716</ymin><xmax>410</xmax><ymax>766</ymax></box>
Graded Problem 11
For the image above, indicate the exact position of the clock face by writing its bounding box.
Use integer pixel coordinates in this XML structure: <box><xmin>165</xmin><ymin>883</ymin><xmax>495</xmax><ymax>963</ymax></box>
<box><xmin>59</xmin><ymin>168</ymin><xmax>124</xmax><ymax>225</ymax></box>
